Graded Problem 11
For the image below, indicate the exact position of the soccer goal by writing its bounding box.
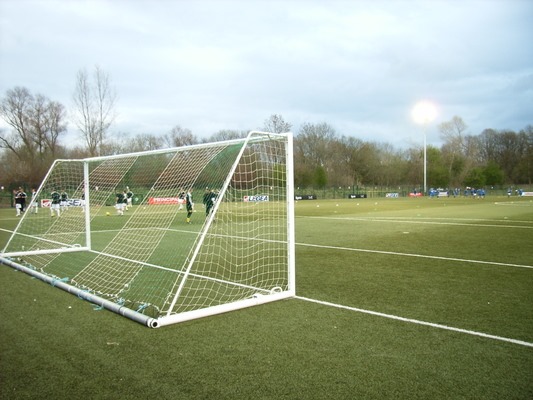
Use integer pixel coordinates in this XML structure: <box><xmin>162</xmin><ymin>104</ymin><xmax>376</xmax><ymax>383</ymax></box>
<box><xmin>0</xmin><ymin>131</ymin><xmax>295</xmax><ymax>328</ymax></box>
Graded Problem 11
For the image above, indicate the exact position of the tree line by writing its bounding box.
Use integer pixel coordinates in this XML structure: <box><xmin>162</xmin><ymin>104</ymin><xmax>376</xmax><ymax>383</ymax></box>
<box><xmin>1</xmin><ymin>68</ymin><xmax>531</xmax><ymax>193</ymax></box>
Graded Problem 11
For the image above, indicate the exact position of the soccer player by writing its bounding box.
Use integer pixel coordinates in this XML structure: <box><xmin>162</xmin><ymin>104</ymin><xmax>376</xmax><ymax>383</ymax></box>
<box><xmin>60</xmin><ymin>189</ymin><xmax>69</xmax><ymax>212</ymax></box>
<box><xmin>203</xmin><ymin>187</ymin><xmax>210</xmax><ymax>208</ymax></box>
<box><xmin>115</xmin><ymin>191</ymin><xmax>125</xmax><ymax>215</ymax></box>
<box><xmin>30</xmin><ymin>188</ymin><xmax>39</xmax><ymax>214</ymax></box>
<box><xmin>123</xmin><ymin>190</ymin><xmax>129</xmax><ymax>210</ymax></box>
<box><xmin>14</xmin><ymin>187</ymin><xmax>27</xmax><ymax>216</ymax></box>
<box><xmin>125</xmin><ymin>186</ymin><xmax>133</xmax><ymax>210</ymax></box>
<box><xmin>185</xmin><ymin>189</ymin><xmax>194</xmax><ymax>224</ymax></box>
<box><xmin>50</xmin><ymin>189</ymin><xmax>61</xmax><ymax>217</ymax></box>
<box><xmin>205</xmin><ymin>189</ymin><xmax>218</xmax><ymax>217</ymax></box>
<box><xmin>178</xmin><ymin>189</ymin><xmax>185</xmax><ymax>211</ymax></box>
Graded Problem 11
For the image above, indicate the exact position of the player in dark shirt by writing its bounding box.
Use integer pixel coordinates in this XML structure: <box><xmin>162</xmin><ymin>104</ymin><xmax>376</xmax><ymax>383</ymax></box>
<box><xmin>15</xmin><ymin>187</ymin><xmax>27</xmax><ymax>216</ymax></box>
<box><xmin>51</xmin><ymin>189</ymin><xmax>61</xmax><ymax>217</ymax></box>
<box><xmin>116</xmin><ymin>191</ymin><xmax>125</xmax><ymax>215</ymax></box>
<box><xmin>60</xmin><ymin>189</ymin><xmax>69</xmax><ymax>212</ymax></box>
<box><xmin>185</xmin><ymin>190</ymin><xmax>194</xmax><ymax>224</ymax></box>
<box><xmin>205</xmin><ymin>190</ymin><xmax>218</xmax><ymax>217</ymax></box>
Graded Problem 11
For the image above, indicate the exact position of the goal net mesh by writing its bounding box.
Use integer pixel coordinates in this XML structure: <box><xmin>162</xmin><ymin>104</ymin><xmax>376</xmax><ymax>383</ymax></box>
<box><xmin>1</xmin><ymin>131</ymin><xmax>293</xmax><ymax>325</ymax></box>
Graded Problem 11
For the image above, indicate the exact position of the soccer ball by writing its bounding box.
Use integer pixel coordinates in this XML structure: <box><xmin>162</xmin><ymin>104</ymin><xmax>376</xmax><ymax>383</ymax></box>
<box><xmin>106</xmin><ymin>212</ymin><xmax>110</xmax><ymax>216</ymax></box>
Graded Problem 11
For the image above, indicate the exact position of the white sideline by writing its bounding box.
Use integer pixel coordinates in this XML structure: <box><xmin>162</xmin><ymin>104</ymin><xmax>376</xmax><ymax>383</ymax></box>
<box><xmin>298</xmin><ymin>242</ymin><xmax>533</xmax><ymax>270</ymax></box>
<box><xmin>296</xmin><ymin>296</ymin><xmax>533</xmax><ymax>348</ymax></box>
<box><xmin>306</xmin><ymin>215</ymin><xmax>533</xmax><ymax>229</ymax></box>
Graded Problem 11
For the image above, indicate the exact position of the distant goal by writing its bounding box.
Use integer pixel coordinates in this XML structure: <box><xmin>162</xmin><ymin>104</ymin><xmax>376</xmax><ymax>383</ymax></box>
<box><xmin>0</xmin><ymin>131</ymin><xmax>295</xmax><ymax>328</ymax></box>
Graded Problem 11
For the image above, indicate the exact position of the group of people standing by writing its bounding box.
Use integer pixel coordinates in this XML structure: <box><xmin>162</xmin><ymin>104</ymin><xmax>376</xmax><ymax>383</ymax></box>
<box><xmin>191</xmin><ymin>187</ymin><xmax>218</xmax><ymax>224</ymax></box>
<box><xmin>49</xmin><ymin>189</ymin><xmax>70</xmax><ymax>217</ymax></box>
<box><xmin>173</xmin><ymin>187</ymin><xmax>219</xmax><ymax>224</ymax></box>
<box><xmin>13</xmin><ymin>187</ymin><xmax>75</xmax><ymax>217</ymax></box>
<box><xmin>14</xmin><ymin>185</ymin><xmax>220</xmax><ymax>223</ymax></box>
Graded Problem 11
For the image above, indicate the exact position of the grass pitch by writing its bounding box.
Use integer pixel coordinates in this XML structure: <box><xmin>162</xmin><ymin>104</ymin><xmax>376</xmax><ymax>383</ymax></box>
<box><xmin>1</xmin><ymin>195</ymin><xmax>532</xmax><ymax>399</ymax></box>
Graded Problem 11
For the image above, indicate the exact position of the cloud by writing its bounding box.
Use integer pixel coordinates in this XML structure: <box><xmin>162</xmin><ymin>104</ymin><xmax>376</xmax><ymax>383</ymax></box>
<box><xmin>1</xmin><ymin>0</ymin><xmax>532</xmax><ymax>149</ymax></box>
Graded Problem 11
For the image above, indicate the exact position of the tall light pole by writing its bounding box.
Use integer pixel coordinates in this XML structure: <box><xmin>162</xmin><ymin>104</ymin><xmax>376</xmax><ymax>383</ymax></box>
<box><xmin>412</xmin><ymin>101</ymin><xmax>437</xmax><ymax>195</ymax></box>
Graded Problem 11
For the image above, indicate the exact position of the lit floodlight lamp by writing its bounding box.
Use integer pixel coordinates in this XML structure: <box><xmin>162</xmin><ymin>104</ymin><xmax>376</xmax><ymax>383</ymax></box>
<box><xmin>412</xmin><ymin>100</ymin><xmax>437</xmax><ymax>125</ymax></box>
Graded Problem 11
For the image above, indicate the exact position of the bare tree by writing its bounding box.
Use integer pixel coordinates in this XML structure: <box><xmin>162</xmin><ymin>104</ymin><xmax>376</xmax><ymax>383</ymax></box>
<box><xmin>163</xmin><ymin>125</ymin><xmax>198</xmax><ymax>147</ymax></box>
<box><xmin>72</xmin><ymin>65</ymin><xmax>117</xmax><ymax>156</ymax></box>
<box><xmin>0</xmin><ymin>86</ymin><xmax>67</xmax><ymax>185</ymax></box>
<box><xmin>128</xmin><ymin>133</ymin><xmax>164</xmax><ymax>152</ymax></box>
<box><xmin>438</xmin><ymin>116</ymin><xmax>469</xmax><ymax>184</ymax></box>
<box><xmin>206</xmin><ymin>129</ymin><xmax>247</xmax><ymax>142</ymax></box>
<box><xmin>439</xmin><ymin>116</ymin><xmax>468</xmax><ymax>153</ymax></box>
<box><xmin>295</xmin><ymin>122</ymin><xmax>337</xmax><ymax>188</ymax></box>
<box><xmin>45</xmin><ymin>100</ymin><xmax>67</xmax><ymax>158</ymax></box>
<box><xmin>30</xmin><ymin>95</ymin><xmax>66</xmax><ymax>159</ymax></box>
<box><xmin>262</xmin><ymin>114</ymin><xmax>292</xmax><ymax>133</ymax></box>
<box><xmin>0</xmin><ymin>87</ymin><xmax>34</xmax><ymax>161</ymax></box>
<box><xmin>296</xmin><ymin>122</ymin><xmax>337</xmax><ymax>167</ymax></box>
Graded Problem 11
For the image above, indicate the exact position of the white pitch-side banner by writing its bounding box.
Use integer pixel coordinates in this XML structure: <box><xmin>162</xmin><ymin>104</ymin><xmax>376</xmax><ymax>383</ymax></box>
<box><xmin>243</xmin><ymin>195</ymin><xmax>269</xmax><ymax>202</ymax></box>
<box><xmin>40</xmin><ymin>199</ymin><xmax>83</xmax><ymax>207</ymax></box>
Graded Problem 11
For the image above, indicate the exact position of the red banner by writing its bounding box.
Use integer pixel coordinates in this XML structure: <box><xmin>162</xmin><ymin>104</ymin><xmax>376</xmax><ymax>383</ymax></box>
<box><xmin>41</xmin><ymin>199</ymin><xmax>52</xmax><ymax>207</ymax></box>
<box><xmin>148</xmin><ymin>197</ymin><xmax>185</xmax><ymax>205</ymax></box>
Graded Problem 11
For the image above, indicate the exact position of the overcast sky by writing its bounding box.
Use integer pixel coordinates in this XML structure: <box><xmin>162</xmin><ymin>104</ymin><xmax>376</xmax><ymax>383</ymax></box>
<box><xmin>1</xmin><ymin>0</ymin><xmax>532</xmax><ymax>148</ymax></box>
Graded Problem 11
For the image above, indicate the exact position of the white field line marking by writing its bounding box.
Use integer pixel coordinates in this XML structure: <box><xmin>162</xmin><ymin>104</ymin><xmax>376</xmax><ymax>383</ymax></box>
<box><xmin>295</xmin><ymin>295</ymin><xmax>533</xmax><ymax>348</ymax></box>
<box><xmin>299</xmin><ymin>242</ymin><xmax>533</xmax><ymax>269</ymax></box>
<box><xmin>103</xmin><ymin>227</ymin><xmax>533</xmax><ymax>270</ymax></box>
<box><xmin>305</xmin><ymin>216</ymin><xmax>533</xmax><ymax>229</ymax></box>
<box><xmin>494</xmin><ymin>201</ymin><xmax>533</xmax><ymax>207</ymax></box>
<box><xmin>341</xmin><ymin>216</ymin><xmax>533</xmax><ymax>225</ymax></box>
<box><xmin>9</xmin><ymin>226</ymin><xmax>529</xmax><ymax>270</ymax></box>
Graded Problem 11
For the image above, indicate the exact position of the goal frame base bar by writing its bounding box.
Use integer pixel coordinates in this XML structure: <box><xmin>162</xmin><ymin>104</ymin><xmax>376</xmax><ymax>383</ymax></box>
<box><xmin>0</xmin><ymin>256</ymin><xmax>294</xmax><ymax>329</ymax></box>
<box><xmin>156</xmin><ymin>290</ymin><xmax>295</xmax><ymax>328</ymax></box>
<box><xmin>0</xmin><ymin>256</ymin><xmax>158</xmax><ymax>328</ymax></box>
<box><xmin>2</xmin><ymin>246</ymin><xmax>90</xmax><ymax>258</ymax></box>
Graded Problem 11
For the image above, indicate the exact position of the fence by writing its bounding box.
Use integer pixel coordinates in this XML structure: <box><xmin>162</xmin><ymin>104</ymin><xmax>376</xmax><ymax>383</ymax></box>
<box><xmin>294</xmin><ymin>185</ymin><xmax>532</xmax><ymax>200</ymax></box>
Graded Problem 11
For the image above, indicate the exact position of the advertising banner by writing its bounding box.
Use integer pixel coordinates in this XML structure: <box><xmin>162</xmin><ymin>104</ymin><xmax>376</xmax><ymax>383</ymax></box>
<box><xmin>244</xmin><ymin>195</ymin><xmax>270</xmax><ymax>202</ymax></box>
<box><xmin>148</xmin><ymin>197</ymin><xmax>185</xmax><ymax>205</ymax></box>
<box><xmin>40</xmin><ymin>198</ymin><xmax>84</xmax><ymax>207</ymax></box>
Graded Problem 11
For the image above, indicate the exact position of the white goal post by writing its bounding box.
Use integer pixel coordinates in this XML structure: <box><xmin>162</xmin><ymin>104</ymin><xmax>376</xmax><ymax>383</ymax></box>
<box><xmin>0</xmin><ymin>131</ymin><xmax>295</xmax><ymax>328</ymax></box>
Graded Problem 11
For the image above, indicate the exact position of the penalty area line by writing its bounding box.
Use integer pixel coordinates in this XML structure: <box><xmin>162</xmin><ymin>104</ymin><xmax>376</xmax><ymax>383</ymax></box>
<box><xmin>295</xmin><ymin>296</ymin><xmax>533</xmax><ymax>348</ymax></box>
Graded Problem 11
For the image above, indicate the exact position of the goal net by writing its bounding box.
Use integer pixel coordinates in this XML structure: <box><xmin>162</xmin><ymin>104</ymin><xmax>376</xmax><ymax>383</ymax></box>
<box><xmin>0</xmin><ymin>131</ymin><xmax>295</xmax><ymax>328</ymax></box>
